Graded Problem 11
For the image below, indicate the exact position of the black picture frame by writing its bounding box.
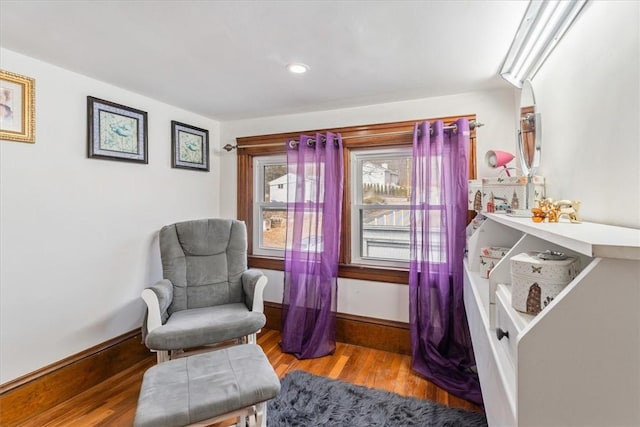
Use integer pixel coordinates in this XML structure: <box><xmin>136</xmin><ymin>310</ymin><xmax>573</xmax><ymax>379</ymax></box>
<box><xmin>171</xmin><ymin>120</ymin><xmax>209</xmax><ymax>172</ymax></box>
<box><xmin>87</xmin><ymin>96</ymin><xmax>148</xmax><ymax>163</ymax></box>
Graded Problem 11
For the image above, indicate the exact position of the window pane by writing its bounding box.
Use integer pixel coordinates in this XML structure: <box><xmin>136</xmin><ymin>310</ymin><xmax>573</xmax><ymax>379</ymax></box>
<box><xmin>254</xmin><ymin>155</ymin><xmax>287</xmax><ymax>257</ymax></box>
<box><xmin>361</xmin><ymin>208</ymin><xmax>410</xmax><ymax>261</ymax></box>
<box><xmin>361</xmin><ymin>157</ymin><xmax>411</xmax><ymax>205</ymax></box>
<box><xmin>413</xmin><ymin>156</ymin><xmax>443</xmax><ymax>205</ymax></box>
<box><xmin>285</xmin><ymin>209</ymin><xmax>324</xmax><ymax>252</ymax></box>
<box><xmin>261</xmin><ymin>208</ymin><xmax>287</xmax><ymax>250</ymax></box>
<box><xmin>284</xmin><ymin>163</ymin><xmax>322</xmax><ymax>203</ymax></box>
<box><xmin>263</xmin><ymin>164</ymin><xmax>288</xmax><ymax>202</ymax></box>
<box><xmin>411</xmin><ymin>209</ymin><xmax>447</xmax><ymax>263</ymax></box>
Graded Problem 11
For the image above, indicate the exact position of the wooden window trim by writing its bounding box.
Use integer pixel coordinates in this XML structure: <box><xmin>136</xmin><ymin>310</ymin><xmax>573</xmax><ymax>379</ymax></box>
<box><xmin>236</xmin><ymin>115</ymin><xmax>477</xmax><ymax>284</ymax></box>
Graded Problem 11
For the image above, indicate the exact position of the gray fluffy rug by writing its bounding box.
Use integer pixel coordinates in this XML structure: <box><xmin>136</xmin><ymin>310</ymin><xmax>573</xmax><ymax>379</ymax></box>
<box><xmin>267</xmin><ymin>370</ymin><xmax>487</xmax><ymax>426</ymax></box>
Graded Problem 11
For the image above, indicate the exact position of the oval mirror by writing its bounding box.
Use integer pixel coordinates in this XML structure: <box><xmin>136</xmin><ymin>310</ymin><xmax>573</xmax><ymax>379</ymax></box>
<box><xmin>518</xmin><ymin>80</ymin><xmax>541</xmax><ymax>177</ymax></box>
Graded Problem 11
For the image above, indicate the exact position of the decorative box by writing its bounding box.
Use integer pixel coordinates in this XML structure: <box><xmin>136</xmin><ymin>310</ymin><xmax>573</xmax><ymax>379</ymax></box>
<box><xmin>479</xmin><ymin>246</ymin><xmax>510</xmax><ymax>278</ymax></box>
<box><xmin>481</xmin><ymin>175</ymin><xmax>545</xmax><ymax>213</ymax></box>
<box><xmin>510</xmin><ymin>251</ymin><xmax>581</xmax><ymax>315</ymax></box>
<box><xmin>468</xmin><ymin>179</ymin><xmax>483</xmax><ymax>211</ymax></box>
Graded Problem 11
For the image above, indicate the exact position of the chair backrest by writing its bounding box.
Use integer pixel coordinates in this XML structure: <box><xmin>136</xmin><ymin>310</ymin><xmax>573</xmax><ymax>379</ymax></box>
<box><xmin>159</xmin><ymin>219</ymin><xmax>248</xmax><ymax>314</ymax></box>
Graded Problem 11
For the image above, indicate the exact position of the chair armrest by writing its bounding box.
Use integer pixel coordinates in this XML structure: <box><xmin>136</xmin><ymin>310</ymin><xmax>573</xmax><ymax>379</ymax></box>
<box><xmin>141</xmin><ymin>279</ymin><xmax>173</xmax><ymax>333</ymax></box>
<box><xmin>242</xmin><ymin>269</ymin><xmax>268</xmax><ymax>313</ymax></box>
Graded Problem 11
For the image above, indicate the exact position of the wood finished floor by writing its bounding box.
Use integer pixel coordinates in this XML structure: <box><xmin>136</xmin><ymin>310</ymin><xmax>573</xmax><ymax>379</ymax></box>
<box><xmin>17</xmin><ymin>329</ymin><xmax>483</xmax><ymax>426</ymax></box>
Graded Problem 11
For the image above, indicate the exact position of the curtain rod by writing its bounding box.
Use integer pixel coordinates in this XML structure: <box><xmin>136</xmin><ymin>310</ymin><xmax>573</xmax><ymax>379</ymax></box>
<box><xmin>223</xmin><ymin>120</ymin><xmax>484</xmax><ymax>152</ymax></box>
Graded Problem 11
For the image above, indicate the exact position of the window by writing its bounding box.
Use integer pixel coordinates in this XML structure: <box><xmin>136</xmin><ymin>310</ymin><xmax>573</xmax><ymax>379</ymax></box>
<box><xmin>351</xmin><ymin>148</ymin><xmax>412</xmax><ymax>268</ymax></box>
<box><xmin>253</xmin><ymin>155</ymin><xmax>288</xmax><ymax>257</ymax></box>
<box><xmin>235</xmin><ymin>115</ymin><xmax>477</xmax><ymax>283</ymax></box>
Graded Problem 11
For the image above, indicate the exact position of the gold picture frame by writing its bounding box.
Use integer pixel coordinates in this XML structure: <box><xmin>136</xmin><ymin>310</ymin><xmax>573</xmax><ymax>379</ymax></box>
<box><xmin>0</xmin><ymin>69</ymin><xmax>36</xmax><ymax>143</ymax></box>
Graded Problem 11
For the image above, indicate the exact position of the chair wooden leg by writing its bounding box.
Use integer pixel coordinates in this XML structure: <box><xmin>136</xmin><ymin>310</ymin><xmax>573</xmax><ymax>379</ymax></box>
<box><xmin>156</xmin><ymin>350</ymin><xmax>170</xmax><ymax>363</ymax></box>
<box><xmin>247</xmin><ymin>333</ymin><xmax>257</xmax><ymax>344</ymax></box>
<box><xmin>170</xmin><ymin>349</ymin><xmax>184</xmax><ymax>360</ymax></box>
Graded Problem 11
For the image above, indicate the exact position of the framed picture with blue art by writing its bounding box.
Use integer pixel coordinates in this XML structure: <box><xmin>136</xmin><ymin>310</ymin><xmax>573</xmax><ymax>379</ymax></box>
<box><xmin>171</xmin><ymin>121</ymin><xmax>209</xmax><ymax>172</ymax></box>
<box><xmin>87</xmin><ymin>96</ymin><xmax>148</xmax><ymax>163</ymax></box>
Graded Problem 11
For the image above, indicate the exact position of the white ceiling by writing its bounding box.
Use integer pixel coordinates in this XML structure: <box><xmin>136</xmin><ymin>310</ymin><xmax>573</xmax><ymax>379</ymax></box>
<box><xmin>0</xmin><ymin>1</ymin><xmax>527</xmax><ymax>121</ymax></box>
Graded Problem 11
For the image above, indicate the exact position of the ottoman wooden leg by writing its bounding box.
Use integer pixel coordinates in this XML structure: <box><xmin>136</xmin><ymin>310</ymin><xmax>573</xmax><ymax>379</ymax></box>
<box><xmin>254</xmin><ymin>401</ymin><xmax>267</xmax><ymax>427</ymax></box>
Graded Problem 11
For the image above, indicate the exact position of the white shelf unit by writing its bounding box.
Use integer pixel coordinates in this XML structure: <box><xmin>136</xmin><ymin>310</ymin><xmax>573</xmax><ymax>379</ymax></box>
<box><xmin>464</xmin><ymin>213</ymin><xmax>640</xmax><ymax>427</ymax></box>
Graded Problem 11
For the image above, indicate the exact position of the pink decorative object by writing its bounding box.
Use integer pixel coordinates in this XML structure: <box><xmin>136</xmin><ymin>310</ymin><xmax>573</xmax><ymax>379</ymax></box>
<box><xmin>486</xmin><ymin>150</ymin><xmax>515</xmax><ymax>176</ymax></box>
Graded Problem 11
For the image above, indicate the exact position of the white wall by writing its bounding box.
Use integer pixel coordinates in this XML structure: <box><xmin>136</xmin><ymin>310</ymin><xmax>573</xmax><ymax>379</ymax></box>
<box><xmin>220</xmin><ymin>88</ymin><xmax>518</xmax><ymax>321</ymax></box>
<box><xmin>533</xmin><ymin>0</ymin><xmax>640</xmax><ymax>228</ymax></box>
<box><xmin>262</xmin><ymin>269</ymin><xmax>411</xmax><ymax>323</ymax></box>
<box><xmin>0</xmin><ymin>49</ymin><xmax>221</xmax><ymax>383</ymax></box>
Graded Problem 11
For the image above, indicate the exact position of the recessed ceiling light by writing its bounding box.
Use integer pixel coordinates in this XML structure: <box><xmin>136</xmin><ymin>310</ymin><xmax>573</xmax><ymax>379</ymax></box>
<box><xmin>286</xmin><ymin>62</ymin><xmax>310</xmax><ymax>74</ymax></box>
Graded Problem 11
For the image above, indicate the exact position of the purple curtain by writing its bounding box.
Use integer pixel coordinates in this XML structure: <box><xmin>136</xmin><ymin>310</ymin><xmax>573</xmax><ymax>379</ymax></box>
<box><xmin>281</xmin><ymin>132</ymin><xmax>344</xmax><ymax>359</ymax></box>
<box><xmin>409</xmin><ymin>119</ymin><xmax>482</xmax><ymax>405</ymax></box>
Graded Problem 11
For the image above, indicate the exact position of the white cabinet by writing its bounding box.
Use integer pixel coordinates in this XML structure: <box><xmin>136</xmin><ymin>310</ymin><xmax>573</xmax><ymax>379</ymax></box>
<box><xmin>464</xmin><ymin>213</ymin><xmax>640</xmax><ymax>427</ymax></box>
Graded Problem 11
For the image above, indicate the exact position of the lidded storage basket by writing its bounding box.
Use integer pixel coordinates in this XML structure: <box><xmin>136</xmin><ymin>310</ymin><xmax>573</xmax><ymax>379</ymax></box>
<box><xmin>479</xmin><ymin>246</ymin><xmax>510</xmax><ymax>278</ymax></box>
<box><xmin>511</xmin><ymin>251</ymin><xmax>581</xmax><ymax>315</ymax></box>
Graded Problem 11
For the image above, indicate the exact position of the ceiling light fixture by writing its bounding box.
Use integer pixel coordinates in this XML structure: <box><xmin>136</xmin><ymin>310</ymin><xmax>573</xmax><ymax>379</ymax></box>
<box><xmin>500</xmin><ymin>0</ymin><xmax>587</xmax><ymax>88</ymax></box>
<box><xmin>286</xmin><ymin>62</ymin><xmax>310</xmax><ymax>74</ymax></box>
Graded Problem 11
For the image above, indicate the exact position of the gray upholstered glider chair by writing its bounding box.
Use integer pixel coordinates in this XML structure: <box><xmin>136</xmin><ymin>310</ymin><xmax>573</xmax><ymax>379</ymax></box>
<box><xmin>141</xmin><ymin>219</ymin><xmax>267</xmax><ymax>363</ymax></box>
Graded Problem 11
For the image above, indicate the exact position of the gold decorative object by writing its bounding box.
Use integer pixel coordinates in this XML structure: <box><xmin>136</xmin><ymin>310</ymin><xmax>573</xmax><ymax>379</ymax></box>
<box><xmin>546</xmin><ymin>199</ymin><xmax>560</xmax><ymax>222</ymax></box>
<box><xmin>553</xmin><ymin>200</ymin><xmax>582</xmax><ymax>223</ymax></box>
<box><xmin>531</xmin><ymin>198</ymin><xmax>581</xmax><ymax>223</ymax></box>
<box><xmin>531</xmin><ymin>207</ymin><xmax>546</xmax><ymax>223</ymax></box>
<box><xmin>531</xmin><ymin>198</ymin><xmax>552</xmax><ymax>222</ymax></box>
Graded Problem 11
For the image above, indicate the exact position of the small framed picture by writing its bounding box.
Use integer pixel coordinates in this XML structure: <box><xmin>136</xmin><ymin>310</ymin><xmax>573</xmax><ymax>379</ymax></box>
<box><xmin>0</xmin><ymin>69</ymin><xmax>36</xmax><ymax>143</ymax></box>
<box><xmin>171</xmin><ymin>121</ymin><xmax>209</xmax><ymax>172</ymax></box>
<box><xmin>87</xmin><ymin>96</ymin><xmax>148</xmax><ymax>163</ymax></box>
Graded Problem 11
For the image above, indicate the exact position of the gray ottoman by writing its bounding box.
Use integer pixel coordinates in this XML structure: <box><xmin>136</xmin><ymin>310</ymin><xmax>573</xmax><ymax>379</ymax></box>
<box><xmin>134</xmin><ymin>344</ymin><xmax>280</xmax><ymax>427</ymax></box>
